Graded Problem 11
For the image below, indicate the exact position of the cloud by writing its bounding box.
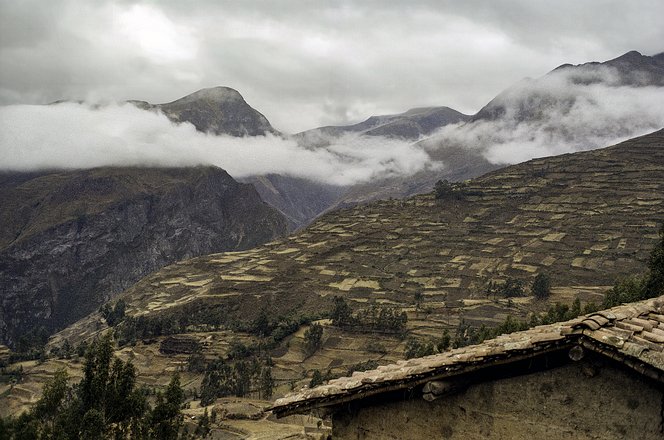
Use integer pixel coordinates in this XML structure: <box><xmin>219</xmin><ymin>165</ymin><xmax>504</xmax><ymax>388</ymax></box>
<box><xmin>0</xmin><ymin>102</ymin><xmax>436</xmax><ymax>186</ymax></box>
<box><xmin>423</xmin><ymin>66</ymin><xmax>664</xmax><ymax>164</ymax></box>
<box><xmin>1</xmin><ymin>1</ymin><xmax>662</xmax><ymax>132</ymax></box>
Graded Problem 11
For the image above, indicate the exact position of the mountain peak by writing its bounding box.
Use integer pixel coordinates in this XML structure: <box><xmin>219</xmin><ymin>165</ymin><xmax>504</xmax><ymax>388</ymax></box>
<box><xmin>137</xmin><ymin>86</ymin><xmax>278</xmax><ymax>137</ymax></box>
<box><xmin>171</xmin><ymin>86</ymin><xmax>244</xmax><ymax>104</ymax></box>
<box><xmin>604</xmin><ymin>50</ymin><xmax>648</xmax><ymax>66</ymax></box>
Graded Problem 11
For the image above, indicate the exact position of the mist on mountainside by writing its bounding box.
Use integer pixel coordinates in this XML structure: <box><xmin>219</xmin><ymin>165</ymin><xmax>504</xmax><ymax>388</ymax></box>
<box><xmin>2</xmin><ymin>55</ymin><xmax>664</xmax><ymax>186</ymax></box>
<box><xmin>425</xmin><ymin>63</ymin><xmax>664</xmax><ymax>164</ymax></box>
<box><xmin>0</xmin><ymin>102</ymin><xmax>437</xmax><ymax>186</ymax></box>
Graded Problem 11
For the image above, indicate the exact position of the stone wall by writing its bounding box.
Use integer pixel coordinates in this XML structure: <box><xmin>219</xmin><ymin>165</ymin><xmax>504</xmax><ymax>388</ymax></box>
<box><xmin>332</xmin><ymin>360</ymin><xmax>663</xmax><ymax>439</ymax></box>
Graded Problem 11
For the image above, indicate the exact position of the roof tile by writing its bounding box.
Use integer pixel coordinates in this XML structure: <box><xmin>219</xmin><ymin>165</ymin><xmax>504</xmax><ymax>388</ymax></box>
<box><xmin>272</xmin><ymin>295</ymin><xmax>664</xmax><ymax>416</ymax></box>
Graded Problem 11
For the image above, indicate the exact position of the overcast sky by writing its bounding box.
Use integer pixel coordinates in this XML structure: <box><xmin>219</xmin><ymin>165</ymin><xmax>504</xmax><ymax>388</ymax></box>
<box><xmin>1</xmin><ymin>0</ymin><xmax>662</xmax><ymax>133</ymax></box>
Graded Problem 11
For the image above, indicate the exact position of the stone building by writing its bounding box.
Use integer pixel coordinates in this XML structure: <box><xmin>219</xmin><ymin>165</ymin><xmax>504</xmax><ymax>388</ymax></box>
<box><xmin>272</xmin><ymin>296</ymin><xmax>664</xmax><ymax>439</ymax></box>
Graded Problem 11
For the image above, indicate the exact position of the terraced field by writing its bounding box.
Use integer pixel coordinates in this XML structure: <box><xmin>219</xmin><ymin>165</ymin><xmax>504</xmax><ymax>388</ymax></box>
<box><xmin>53</xmin><ymin>131</ymin><xmax>664</xmax><ymax>342</ymax></box>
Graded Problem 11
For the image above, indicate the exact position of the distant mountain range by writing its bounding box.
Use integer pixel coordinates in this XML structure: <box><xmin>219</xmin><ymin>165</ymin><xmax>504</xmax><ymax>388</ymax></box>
<box><xmin>333</xmin><ymin>50</ymin><xmax>664</xmax><ymax>208</ymax></box>
<box><xmin>295</xmin><ymin>106</ymin><xmax>469</xmax><ymax>143</ymax></box>
<box><xmin>123</xmin><ymin>50</ymin><xmax>664</xmax><ymax>225</ymax></box>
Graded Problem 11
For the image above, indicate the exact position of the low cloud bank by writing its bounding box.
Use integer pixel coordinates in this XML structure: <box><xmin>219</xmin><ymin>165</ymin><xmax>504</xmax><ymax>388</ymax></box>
<box><xmin>0</xmin><ymin>102</ymin><xmax>436</xmax><ymax>186</ymax></box>
<box><xmin>425</xmin><ymin>66</ymin><xmax>664</xmax><ymax>164</ymax></box>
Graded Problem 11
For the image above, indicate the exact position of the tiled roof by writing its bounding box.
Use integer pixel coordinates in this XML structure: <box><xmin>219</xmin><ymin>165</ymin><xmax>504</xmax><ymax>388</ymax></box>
<box><xmin>272</xmin><ymin>295</ymin><xmax>664</xmax><ymax>417</ymax></box>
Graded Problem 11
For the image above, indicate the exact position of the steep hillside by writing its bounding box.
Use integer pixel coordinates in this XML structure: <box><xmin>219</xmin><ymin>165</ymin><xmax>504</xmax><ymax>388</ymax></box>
<box><xmin>40</xmin><ymin>131</ymin><xmax>664</xmax><ymax>403</ymax></box>
<box><xmin>0</xmin><ymin>167</ymin><xmax>289</xmax><ymax>347</ymax></box>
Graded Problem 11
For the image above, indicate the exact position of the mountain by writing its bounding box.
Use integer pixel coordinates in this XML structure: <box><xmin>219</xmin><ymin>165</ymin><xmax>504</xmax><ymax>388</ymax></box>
<box><xmin>130</xmin><ymin>87</ymin><xmax>346</xmax><ymax>228</ymax></box>
<box><xmin>555</xmin><ymin>50</ymin><xmax>664</xmax><ymax>86</ymax></box>
<box><xmin>473</xmin><ymin>50</ymin><xmax>664</xmax><ymax>122</ymax></box>
<box><xmin>129</xmin><ymin>86</ymin><xmax>278</xmax><ymax>136</ymax></box>
<box><xmin>296</xmin><ymin>106</ymin><xmax>469</xmax><ymax>144</ymax></box>
<box><xmin>0</xmin><ymin>166</ymin><xmax>289</xmax><ymax>347</ymax></box>
<box><xmin>37</xmin><ymin>130</ymin><xmax>664</xmax><ymax>417</ymax></box>
<box><xmin>121</xmin><ymin>50</ymin><xmax>664</xmax><ymax>229</ymax></box>
<box><xmin>336</xmin><ymin>50</ymin><xmax>664</xmax><ymax>209</ymax></box>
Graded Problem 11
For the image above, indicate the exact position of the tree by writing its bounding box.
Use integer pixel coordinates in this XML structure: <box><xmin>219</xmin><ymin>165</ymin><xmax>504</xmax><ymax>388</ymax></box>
<box><xmin>151</xmin><ymin>373</ymin><xmax>185</xmax><ymax>440</ymax></box>
<box><xmin>437</xmin><ymin>330</ymin><xmax>451</xmax><ymax>352</ymax></box>
<box><xmin>80</xmin><ymin>409</ymin><xmax>106</xmax><ymax>440</ymax></box>
<box><xmin>434</xmin><ymin>179</ymin><xmax>455</xmax><ymax>199</ymax></box>
<box><xmin>200</xmin><ymin>359</ymin><xmax>234</xmax><ymax>405</ymax></box>
<box><xmin>1</xmin><ymin>336</ymin><xmax>184</xmax><ymax>439</ymax></box>
<box><xmin>194</xmin><ymin>408</ymin><xmax>211</xmax><ymax>438</ymax></box>
<box><xmin>645</xmin><ymin>224</ymin><xmax>664</xmax><ymax>296</ymax></box>
<box><xmin>309</xmin><ymin>369</ymin><xmax>324</xmax><ymax>388</ymax></box>
<box><xmin>330</xmin><ymin>296</ymin><xmax>353</xmax><ymax>327</ymax></box>
<box><xmin>404</xmin><ymin>338</ymin><xmax>435</xmax><ymax>359</ymax></box>
<box><xmin>251</xmin><ymin>311</ymin><xmax>271</xmax><ymax>337</ymax></box>
<box><xmin>413</xmin><ymin>291</ymin><xmax>424</xmax><ymax>312</ymax></box>
<box><xmin>100</xmin><ymin>299</ymin><xmax>126</xmax><ymax>326</ymax></box>
<box><xmin>303</xmin><ymin>323</ymin><xmax>323</xmax><ymax>356</ymax></box>
<box><xmin>34</xmin><ymin>369</ymin><xmax>69</xmax><ymax>421</ymax></box>
<box><xmin>259</xmin><ymin>367</ymin><xmax>274</xmax><ymax>400</ymax></box>
<box><xmin>532</xmin><ymin>273</ymin><xmax>551</xmax><ymax>299</ymax></box>
<box><xmin>233</xmin><ymin>361</ymin><xmax>251</xmax><ymax>397</ymax></box>
<box><xmin>498</xmin><ymin>277</ymin><xmax>525</xmax><ymax>297</ymax></box>
<box><xmin>79</xmin><ymin>335</ymin><xmax>114</xmax><ymax>411</ymax></box>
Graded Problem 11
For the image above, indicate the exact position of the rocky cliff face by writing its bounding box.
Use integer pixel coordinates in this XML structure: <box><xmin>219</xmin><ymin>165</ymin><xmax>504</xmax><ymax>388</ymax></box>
<box><xmin>0</xmin><ymin>166</ymin><xmax>289</xmax><ymax>346</ymax></box>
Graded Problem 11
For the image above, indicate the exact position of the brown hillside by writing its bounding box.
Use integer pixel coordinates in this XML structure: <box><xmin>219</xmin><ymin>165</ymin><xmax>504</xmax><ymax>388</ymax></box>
<box><xmin>50</xmin><ymin>129</ymin><xmax>664</xmax><ymax>352</ymax></box>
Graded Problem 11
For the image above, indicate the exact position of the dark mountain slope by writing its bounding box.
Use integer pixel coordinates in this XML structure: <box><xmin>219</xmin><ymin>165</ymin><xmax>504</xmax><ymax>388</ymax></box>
<box><xmin>0</xmin><ymin>167</ymin><xmax>289</xmax><ymax>346</ymax></box>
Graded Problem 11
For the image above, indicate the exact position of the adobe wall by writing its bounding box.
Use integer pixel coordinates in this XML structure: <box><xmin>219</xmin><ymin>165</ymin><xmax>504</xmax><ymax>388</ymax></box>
<box><xmin>332</xmin><ymin>360</ymin><xmax>663</xmax><ymax>439</ymax></box>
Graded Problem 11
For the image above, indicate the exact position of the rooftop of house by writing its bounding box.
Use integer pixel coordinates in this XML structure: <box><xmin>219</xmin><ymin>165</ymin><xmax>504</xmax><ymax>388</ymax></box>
<box><xmin>272</xmin><ymin>295</ymin><xmax>664</xmax><ymax>417</ymax></box>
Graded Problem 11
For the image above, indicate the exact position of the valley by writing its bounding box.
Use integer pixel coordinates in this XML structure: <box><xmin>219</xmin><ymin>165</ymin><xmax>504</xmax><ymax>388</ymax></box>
<box><xmin>2</xmin><ymin>129</ymin><xmax>662</xmax><ymax>438</ymax></box>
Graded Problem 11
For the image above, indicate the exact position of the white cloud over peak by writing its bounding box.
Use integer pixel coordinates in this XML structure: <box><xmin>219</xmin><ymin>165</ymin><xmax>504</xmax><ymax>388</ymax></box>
<box><xmin>0</xmin><ymin>102</ymin><xmax>436</xmax><ymax>186</ymax></box>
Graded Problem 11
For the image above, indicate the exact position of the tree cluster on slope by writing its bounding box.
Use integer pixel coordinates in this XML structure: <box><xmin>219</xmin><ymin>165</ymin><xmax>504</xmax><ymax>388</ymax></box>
<box><xmin>0</xmin><ymin>335</ymin><xmax>185</xmax><ymax>440</ymax></box>
<box><xmin>330</xmin><ymin>297</ymin><xmax>407</xmax><ymax>333</ymax></box>
<box><xmin>603</xmin><ymin>224</ymin><xmax>664</xmax><ymax>307</ymax></box>
<box><xmin>198</xmin><ymin>354</ymin><xmax>275</xmax><ymax>405</ymax></box>
<box><xmin>404</xmin><ymin>298</ymin><xmax>599</xmax><ymax>359</ymax></box>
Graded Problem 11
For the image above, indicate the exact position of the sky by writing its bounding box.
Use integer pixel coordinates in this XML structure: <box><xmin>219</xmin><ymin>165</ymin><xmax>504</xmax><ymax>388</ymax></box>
<box><xmin>1</xmin><ymin>0</ymin><xmax>663</xmax><ymax>133</ymax></box>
